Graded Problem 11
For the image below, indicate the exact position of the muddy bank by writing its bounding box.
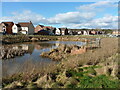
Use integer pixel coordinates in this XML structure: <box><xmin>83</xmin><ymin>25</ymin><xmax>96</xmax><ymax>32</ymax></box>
<box><xmin>40</xmin><ymin>44</ymin><xmax>98</xmax><ymax>61</ymax></box>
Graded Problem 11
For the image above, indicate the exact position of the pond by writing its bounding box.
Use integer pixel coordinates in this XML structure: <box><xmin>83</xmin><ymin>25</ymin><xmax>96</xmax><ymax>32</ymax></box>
<box><xmin>2</xmin><ymin>41</ymin><xmax>86</xmax><ymax>77</ymax></box>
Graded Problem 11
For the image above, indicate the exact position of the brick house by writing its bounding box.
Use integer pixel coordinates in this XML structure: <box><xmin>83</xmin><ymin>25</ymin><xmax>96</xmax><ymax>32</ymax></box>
<box><xmin>34</xmin><ymin>25</ymin><xmax>44</xmax><ymax>33</ymax></box>
<box><xmin>35</xmin><ymin>25</ymin><xmax>55</xmax><ymax>35</ymax></box>
<box><xmin>112</xmin><ymin>30</ymin><xmax>120</xmax><ymax>35</ymax></box>
<box><xmin>0</xmin><ymin>22</ymin><xmax>14</xmax><ymax>34</ymax></box>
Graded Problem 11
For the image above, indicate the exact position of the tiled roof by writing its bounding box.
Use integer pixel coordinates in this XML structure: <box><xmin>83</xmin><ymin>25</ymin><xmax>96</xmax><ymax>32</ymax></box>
<box><xmin>59</xmin><ymin>28</ymin><xmax>67</xmax><ymax>30</ymax></box>
<box><xmin>38</xmin><ymin>25</ymin><xmax>44</xmax><ymax>27</ymax></box>
<box><xmin>16</xmin><ymin>24</ymin><xmax>21</xmax><ymax>27</ymax></box>
<box><xmin>18</xmin><ymin>22</ymin><xmax>30</xmax><ymax>27</ymax></box>
<box><xmin>2</xmin><ymin>22</ymin><xmax>14</xmax><ymax>26</ymax></box>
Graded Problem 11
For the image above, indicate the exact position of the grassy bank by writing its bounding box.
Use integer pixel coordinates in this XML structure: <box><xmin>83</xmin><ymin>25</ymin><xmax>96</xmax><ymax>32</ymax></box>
<box><xmin>1</xmin><ymin>35</ymin><xmax>106</xmax><ymax>44</ymax></box>
<box><xmin>1</xmin><ymin>35</ymin><xmax>58</xmax><ymax>44</ymax></box>
<box><xmin>2</xmin><ymin>37</ymin><xmax>120</xmax><ymax>88</ymax></box>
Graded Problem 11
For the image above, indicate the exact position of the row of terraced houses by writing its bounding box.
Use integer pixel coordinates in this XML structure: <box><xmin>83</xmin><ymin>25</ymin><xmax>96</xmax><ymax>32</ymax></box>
<box><xmin>0</xmin><ymin>21</ymin><xmax>119</xmax><ymax>35</ymax></box>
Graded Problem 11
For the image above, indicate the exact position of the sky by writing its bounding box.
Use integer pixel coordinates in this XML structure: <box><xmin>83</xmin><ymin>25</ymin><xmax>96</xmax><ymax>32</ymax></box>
<box><xmin>0</xmin><ymin>1</ymin><xmax>119</xmax><ymax>29</ymax></box>
<box><xmin>1</xmin><ymin>0</ymin><xmax>119</xmax><ymax>2</ymax></box>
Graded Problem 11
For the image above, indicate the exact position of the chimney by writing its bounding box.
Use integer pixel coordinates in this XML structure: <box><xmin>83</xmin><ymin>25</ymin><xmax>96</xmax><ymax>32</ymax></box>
<box><xmin>30</xmin><ymin>21</ymin><xmax>32</xmax><ymax>23</ymax></box>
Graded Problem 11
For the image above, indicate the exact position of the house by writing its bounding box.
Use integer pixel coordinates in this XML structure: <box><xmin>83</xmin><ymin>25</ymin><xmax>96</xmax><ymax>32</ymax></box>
<box><xmin>0</xmin><ymin>22</ymin><xmax>14</xmax><ymax>34</ymax></box>
<box><xmin>0</xmin><ymin>23</ymin><xmax>6</xmax><ymax>34</ymax></box>
<box><xmin>78</xmin><ymin>31</ymin><xmax>83</xmax><ymax>35</ymax></box>
<box><xmin>37</xmin><ymin>29</ymin><xmax>50</xmax><ymax>35</ymax></box>
<box><xmin>18</xmin><ymin>21</ymin><xmax>34</xmax><ymax>35</ymax></box>
<box><xmin>43</xmin><ymin>26</ymin><xmax>55</xmax><ymax>35</ymax></box>
<box><xmin>112</xmin><ymin>30</ymin><xmax>120</xmax><ymax>35</ymax></box>
<box><xmin>68</xmin><ymin>30</ymin><xmax>73</xmax><ymax>35</ymax></box>
<box><xmin>59</xmin><ymin>28</ymin><xmax>69</xmax><ymax>35</ymax></box>
<box><xmin>12</xmin><ymin>24</ymin><xmax>21</xmax><ymax>34</ymax></box>
<box><xmin>90</xmin><ymin>30</ymin><xmax>97</xmax><ymax>35</ymax></box>
<box><xmin>83</xmin><ymin>30</ymin><xmax>89</xmax><ymax>35</ymax></box>
<box><xmin>35</xmin><ymin>25</ymin><xmax>55</xmax><ymax>35</ymax></box>
<box><xmin>21</xmin><ymin>44</ymin><xmax>29</xmax><ymax>51</ymax></box>
<box><xmin>54</xmin><ymin>28</ymin><xmax>61</xmax><ymax>35</ymax></box>
<box><xmin>34</xmin><ymin>25</ymin><xmax>44</xmax><ymax>33</ymax></box>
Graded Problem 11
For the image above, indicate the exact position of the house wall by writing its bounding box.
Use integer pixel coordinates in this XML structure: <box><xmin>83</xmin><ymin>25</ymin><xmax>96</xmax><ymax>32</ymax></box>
<box><xmin>6</xmin><ymin>23</ymin><xmax>14</xmax><ymax>34</ymax></box>
<box><xmin>21</xmin><ymin>27</ymin><xmax>29</xmax><ymax>34</ymax></box>
<box><xmin>112</xmin><ymin>31</ymin><xmax>120</xmax><ymax>35</ymax></box>
<box><xmin>0</xmin><ymin>23</ymin><xmax>6</xmax><ymax>33</ymax></box>
<box><xmin>28</xmin><ymin>24</ymin><xmax>34</xmax><ymax>34</ymax></box>
<box><xmin>20</xmin><ymin>30</ymin><xmax>27</xmax><ymax>34</ymax></box>
<box><xmin>55</xmin><ymin>28</ymin><xmax>61</xmax><ymax>35</ymax></box>
<box><xmin>62</xmin><ymin>31</ymin><xmax>65</xmax><ymax>35</ymax></box>
<box><xmin>35</xmin><ymin>25</ymin><xmax>43</xmax><ymax>33</ymax></box>
<box><xmin>83</xmin><ymin>31</ymin><xmax>89</xmax><ymax>35</ymax></box>
<box><xmin>78</xmin><ymin>31</ymin><xmax>82</xmax><ymax>35</ymax></box>
<box><xmin>90</xmin><ymin>31</ymin><xmax>96</xmax><ymax>35</ymax></box>
<box><xmin>21</xmin><ymin>27</ymin><xmax>28</xmax><ymax>32</ymax></box>
<box><xmin>12</xmin><ymin>24</ymin><xmax>18</xmax><ymax>34</ymax></box>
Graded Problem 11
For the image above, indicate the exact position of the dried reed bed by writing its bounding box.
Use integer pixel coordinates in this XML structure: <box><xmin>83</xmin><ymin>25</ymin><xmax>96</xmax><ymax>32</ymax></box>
<box><xmin>2</xmin><ymin>37</ymin><xmax>119</xmax><ymax>88</ymax></box>
<box><xmin>3</xmin><ymin>38</ymin><xmax>118</xmax><ymax>78</ymax></box>
<box><xmin>61</xmin><ymin>37</ymin><xmax>118</xmax><ymax>69</ymax></box>
<box><xmin>2</xmin><ymin>59</ymin><xmax>58</xmax><ymax>83</ymax></box>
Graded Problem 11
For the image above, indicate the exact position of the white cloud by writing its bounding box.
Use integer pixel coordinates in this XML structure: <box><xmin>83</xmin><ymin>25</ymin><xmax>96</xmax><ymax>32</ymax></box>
<box><xmin>0</xmin><ymin>1</ymin><xmax>118</xmax><ymax>29</ymax></box>
<box><xmin>0</xmin><ymin>10</ymin><xmax>49</xmax><ymax>25</ymax></box>
<box><xmin>77</xmin><ymin>1</ymin><xmax>117</xmax><ymax>12</ymax></box>
<box><xmin>64</xmin><ymin>15</ymin><xmax>118</xmax><ymax>29</ymax></box>
<box><xmin>48</xmin><ymin>12</ymin><xmax>95</xmax><ymax>24</ymax></box>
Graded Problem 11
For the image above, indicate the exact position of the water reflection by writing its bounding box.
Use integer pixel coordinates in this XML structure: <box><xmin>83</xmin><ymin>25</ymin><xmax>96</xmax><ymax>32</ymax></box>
<box><xmin>2</xmin><ymin>41</ymin><xmax>85</xmax><ymax>77</ymax></box>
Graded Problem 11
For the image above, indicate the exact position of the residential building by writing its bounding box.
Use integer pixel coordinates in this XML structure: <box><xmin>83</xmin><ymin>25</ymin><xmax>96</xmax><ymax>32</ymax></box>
<box><xmin>59</xmin><ymin>28</ymin><xmax>69</xmax><ymax>35</ymax></box>
<box><xmin>55</xmin><ymin>28</ymin><xmax>61</xmax><ymax>35</ymax></box>
<box><xmin>12</xmin><ymin>24</ymin><xmax>21</xmax><ymax>34</ymax></box>
<box><xmin>112</xmin><ymin>30</ymin><xmax>120</xmax><ymax>35</ymax></box>
<box><xmin>34</xmin><ymin>25</ymin><xmax>44</xmax><ymax>33</ymax></box>
<box><xmin>35</xmin><ymin>25</ymin><xmax>55</xmax><ymax>35</ymax></box>
<box><xmin>0</xmin><ymin>22</ymin><xmax>14</xmax><ymax>34</ymax></box>
<box><xmin>18</xmin><ymin>21</ymin><xmax>34</xmax><ymax>35</ymax></box>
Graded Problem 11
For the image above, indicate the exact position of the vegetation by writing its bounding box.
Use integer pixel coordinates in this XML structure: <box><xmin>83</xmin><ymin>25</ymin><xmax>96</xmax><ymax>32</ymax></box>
<box><xmin>2</xmin><ymin>37</ymin><xmax>120</xmax><ymax>88</ymax></box>
<box><xmin>1</xmin><ymin>34</ymin><xmax>107</xmax><ymax>44</ymax></box>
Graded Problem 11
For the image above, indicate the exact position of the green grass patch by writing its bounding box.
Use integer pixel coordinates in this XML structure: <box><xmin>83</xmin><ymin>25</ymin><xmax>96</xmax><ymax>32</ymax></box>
<box><xmin>66</xmin><ymin>66</ymin><xmax>119</xmax><ymax>88</ymax></box>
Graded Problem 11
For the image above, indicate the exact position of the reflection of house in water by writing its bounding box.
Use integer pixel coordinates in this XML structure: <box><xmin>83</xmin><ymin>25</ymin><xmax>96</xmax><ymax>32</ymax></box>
<box><xmin>54</xmin><ymin>41</ymin><xmax>60</xmax><ymax>47</ymax></box>
<box><xmin>13</xmin><ymin>44</ymin><xmax>34</xmax><ymax>54</ymax></box>
<box><xmin>12</xmin><ymin>46</ymin><xmax>19</xmax><ymax>50</ymax></box>
<box><xmin>35</xmin><ymin>44</ymin><xmax>42</xmax><ymax>50</ymax></box>
<box><xmin>20</xmin><ymin>44</ymin><xmax>29</xmax><ymax>50</ymax></box>
<box><xmin>34</xmin><ymin>42</ymin><xmax>55</xmax><ymax>50</ymax></box>
<box><xmin>55</xmin><ymin>43</ymin><xmax>60</xmax><ymax>47</ymax></box>
<box><xmin>27</xmin><ymin>44</ymin><xmax>34</xmax><ymax>54</ymax></box>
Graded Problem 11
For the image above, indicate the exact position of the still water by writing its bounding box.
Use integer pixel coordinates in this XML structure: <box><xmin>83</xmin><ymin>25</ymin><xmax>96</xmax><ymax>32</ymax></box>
<box><xmin>2</xmin><ymin>41</ymin><xmax>85</xmax><ymax>76</ymax></box>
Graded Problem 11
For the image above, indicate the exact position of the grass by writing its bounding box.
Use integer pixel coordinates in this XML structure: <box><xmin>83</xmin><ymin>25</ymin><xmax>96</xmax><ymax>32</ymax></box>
<box><xmin>66</xmin><ymin>66</ymin><xmax>119</xmax><ymax>88</ymax></box>
<box><xmin>2</xmin><ymin>37</ymin><xmax>120</xmax><ymax>88</ymax></box>
<box><xmin>1</xmin><ymin>34</ymin><xmax>107</xmax><ymax>44</ymax></box>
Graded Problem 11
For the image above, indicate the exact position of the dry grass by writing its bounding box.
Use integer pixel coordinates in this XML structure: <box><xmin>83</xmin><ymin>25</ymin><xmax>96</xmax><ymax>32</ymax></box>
<box><xmin>2</xmin><ymin>37</ymin><xmax>119</xmax><ymax>88</ymax></box>
<box><xmin>61</xmin><ymin>37</ymin><xmax>118</xmax><ymax>69</ymax></box>
<box><xmin>2</xmin><ymin>59</ymin><xmax>58</xmax><ymax>83</ymax></box>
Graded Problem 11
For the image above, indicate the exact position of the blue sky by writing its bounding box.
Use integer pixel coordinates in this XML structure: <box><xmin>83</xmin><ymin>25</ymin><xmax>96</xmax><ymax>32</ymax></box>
<box><xmin>0</xmin><ymin>1</ymin><xmax>118</xmax><ymax>29</ymax></box>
